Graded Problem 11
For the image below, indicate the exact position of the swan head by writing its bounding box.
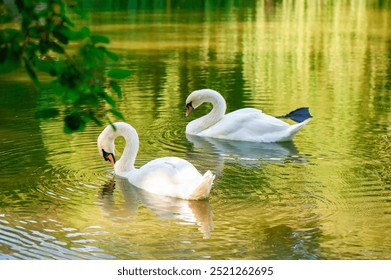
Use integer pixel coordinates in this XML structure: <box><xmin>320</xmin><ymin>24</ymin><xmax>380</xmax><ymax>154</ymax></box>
<box><xmin>97</xmin><ymin>124</ymin><xmax>117</xmax><ymax>167</ymax></box>
<box><xmin>97</xmin><ymin>122</ymin><xmax>139</xmax><ymax>175</ymax></box>
<box><xmin>185</xmin><ymin>89</ymin><xmax>226</xmax><ymax>117</ymax></box>
<box><xmin>102</xmin><ymin>149</ymin><xmax>116</xmax><ymax>167</ymax></box>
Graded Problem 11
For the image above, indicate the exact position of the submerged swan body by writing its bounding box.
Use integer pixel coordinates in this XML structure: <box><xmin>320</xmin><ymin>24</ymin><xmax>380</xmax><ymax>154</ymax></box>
<box><xmin>97</xmin><ymin>122</ymin><xmax>215</xmax><ymax>200</ymax></box>
<box><xmin>185</xmin><ymin>89</ymin><xmax>311</xmax><ymax>142</ymax></box>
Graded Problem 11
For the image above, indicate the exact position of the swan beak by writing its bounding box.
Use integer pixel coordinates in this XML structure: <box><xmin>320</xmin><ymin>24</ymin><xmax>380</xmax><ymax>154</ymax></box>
<box><xmin>106</xmin><ymin>154</ymin><xmax>115</xmax><ymax>167</ymax></box>
<box><xmin>186</xmin><ymin>102</ymin><xmax>194</xmax><ymax>117</ymax></box>
<box><xmin>102</xmin><ymin>149</ymin><xmax>116</xmax><ymax>167</ymax></box>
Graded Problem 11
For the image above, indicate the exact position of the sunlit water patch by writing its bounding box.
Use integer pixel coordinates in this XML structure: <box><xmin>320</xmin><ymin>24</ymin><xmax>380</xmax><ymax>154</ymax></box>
<box><xmin>1</xmin><ymin>2</ymin><xmax>391</xmax><ymax>260</ymax></box>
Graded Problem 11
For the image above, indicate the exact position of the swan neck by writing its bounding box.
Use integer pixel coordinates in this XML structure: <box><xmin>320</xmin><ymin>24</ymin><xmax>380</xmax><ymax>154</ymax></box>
<box><xmin>114</xmin><ymin>126</ymin><xmax>138</xmax><ymax>175</ymax></box>
<box><xmin>200</xmin><ymin>91</ymin><xmax>226</xmax><ymax>129</ymax></box>
<box><xmin>209</xmin><ymin>93</ymin><xmax>226</xmax><ymax>120</ymax></box>
<box><xmin>186</xmin><ymin>89</ymin><xmax>227</xmax><ymax>134</ymax></box>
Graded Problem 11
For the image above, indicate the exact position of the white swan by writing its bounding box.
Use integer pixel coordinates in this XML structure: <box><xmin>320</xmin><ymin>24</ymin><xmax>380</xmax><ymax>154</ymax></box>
<box><xmin>185</xmin><ymin>89</ymin><xmax>311</xmax><ymax>142</ymax></box>
<box><xmin>97</xmin><ymin>122</ymin><xmax>215</xmax><ymax>200</ymax></box>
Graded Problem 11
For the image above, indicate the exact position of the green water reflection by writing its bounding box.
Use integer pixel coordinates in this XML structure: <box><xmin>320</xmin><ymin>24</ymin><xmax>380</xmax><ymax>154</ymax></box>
<box><xmin>0</xmin><ymin>1</ymin><xmax>390</xmax><ymax>259</ymax></box>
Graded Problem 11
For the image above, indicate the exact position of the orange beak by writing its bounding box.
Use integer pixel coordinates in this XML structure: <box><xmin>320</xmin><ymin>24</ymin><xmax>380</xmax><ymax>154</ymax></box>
<box><xmin>186</xmin><ymin>102</ymin><xmax>194</xmax><ymax>117</ymax></box>
<box><xmin>106</xmin><ymin>154</ymin><xmax>115</xmax><ymax>167</ymax></box>
<box><xmin>102</xmin><ymin>149</ymin><xmax>116</xmax><ymax>168</ymax></box>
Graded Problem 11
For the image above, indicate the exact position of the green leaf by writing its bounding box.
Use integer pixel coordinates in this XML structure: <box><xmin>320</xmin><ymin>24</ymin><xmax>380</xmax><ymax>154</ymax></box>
<box><xmin>109</xmin><ymin>80</ymin><xmax>122</xmax><ymax>98</ymax></box>
<box><xmin>23</xmin><ymin>56</ymin><xmax>40</xmax><ymax>89</ymax></box>
<box><xmin>36</xmin><ymin>8</ymin><xmax>49</xmax><ymax>19</ymax></box>
<box><xmin>109</xmin><ymin>108</ymin><xmax>125</xmax><ymax>120</ymax></box>
<box><xmin>98</xmin><ymin>91</ymin><xmax>116</xmax><ymax>107</ymax></box>
<box><xmin>64</xmin><ymin>113</ymin><xmax>86</xmax><ymax>133</ymax></box>
<box><xmin>53</xmin><ymin>25</ymin><xmax>89</xmax><ymax>42</ymax></box>
<box><xmin>63</xmin><ymin>15</ymin><xmax>75</xmax><ymax>27</ymax></box>
<box><xmin>0</xmin><ymin>13</ymin><xmax>13</xmax><ymax>24</ymax></box>
<box><xmin>53</xmin><ymin>28</ymin><xmax>69</xmax><ymax>44</ymax></box>
<box><xmin>38</xmin><ymin>40</ymin><xmax>49</xmax><ymax>54</ymax></box>
<box><xmin>102</xmin><ymin>48</ymin><xmax>119</xmax><ymax>61</ymax></box>
<box><xmin>107</xmin><ymin>69</ymin><xmax>131</xmax><ymax>79</ymax></box>
<box><xmin>90</xmin><ymin>46</ymin><xmax>105</xmax><ymax>60</ymax></box>
<box><xmin>10</xmin><ymin>31</ymin><xmax>23</xmax><ymax>52</ymax></box>
<box><xmin>53</xmin><ymin>60</ymin><xmax>65</xmax><ymax>75</ymax></box>
<box><xmin>90</xmin><ymin>35</ymin><xmax>110</xmax><ymax>44</ymax></box>
<box><xmin>66</xmin><ymin>89</ymin><xmax>80</xmax><ymax>101</ymax></box>
<box><xmin>35</xmin><ymin>59</ymin><xmax>55</xmax><ymax>75</ymax></box>
<box><xmin>29</xmin><ymin>26</ymin><xmax>41</xmax><ymax>39</ymax></box>
<box><xmin>2</xmin><ymin>28</ymin><xmax>19</xmax><ymax>40</ymax></box>
<box><xmin>76</xmin><ymin>93</ymin><xmax>99</xmax><ymax>108</ymax></box>
<box><xmin>79</xmin><ymin>26</ymin><xmax>91</xmax><ymax>38</ymax></box>
<box><xmin>49</xmin><ymin>41</ymin><xmax>65</xmax><ymax>54</ymax></box>
<box><xmin>35</xmin><ymin>108</ymin><xmax>60</xmax><ymax>119</ymax></box>
<box><xmin>91</xmin><ymin>114</ymin><xmax>103</xmax><ymax>126</ymax></box>
<box><xmin>25</xmin><ymin>41</ymin><xmax>39</xmax><ymax>57</ymax></box>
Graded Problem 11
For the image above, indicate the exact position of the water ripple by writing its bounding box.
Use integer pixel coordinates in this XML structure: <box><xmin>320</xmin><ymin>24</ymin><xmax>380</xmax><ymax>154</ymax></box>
<box><xmin>0</xmin><ymin>222</ymin><xmax>111</xmax><ymax>260</ymax></box>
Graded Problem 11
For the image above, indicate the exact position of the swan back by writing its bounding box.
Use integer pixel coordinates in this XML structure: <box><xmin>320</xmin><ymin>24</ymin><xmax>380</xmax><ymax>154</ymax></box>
<box><xmin>129</xmin><ymin>157</ymin><xmax>214</xmax><ymax>200</ymax></box>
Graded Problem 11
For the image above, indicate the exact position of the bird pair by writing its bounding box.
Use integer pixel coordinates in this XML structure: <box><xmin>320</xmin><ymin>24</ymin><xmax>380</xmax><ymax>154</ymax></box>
<box><xmin>97</xmin><ymin>89</ymin><xmax>312</xmax><ymax>200</ymax></box>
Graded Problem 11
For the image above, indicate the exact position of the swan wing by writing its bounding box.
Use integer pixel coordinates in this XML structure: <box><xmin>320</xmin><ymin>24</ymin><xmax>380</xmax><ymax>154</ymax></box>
<box><xmin>198</xmin><ymin>108</ymin><xmax>293</xmax><ymax>142</ymax></box>
<box><xmin>129</xmin><ymin>157</ymin><xmax>213</xmax><ymax>199</ymax></box>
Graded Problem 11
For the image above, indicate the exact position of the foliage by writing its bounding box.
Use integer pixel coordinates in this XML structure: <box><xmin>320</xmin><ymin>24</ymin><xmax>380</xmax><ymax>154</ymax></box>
<box><xmin>0</xmin><ymin>0</ymin><xmax>130</xmax><ymax>132</ymax></box>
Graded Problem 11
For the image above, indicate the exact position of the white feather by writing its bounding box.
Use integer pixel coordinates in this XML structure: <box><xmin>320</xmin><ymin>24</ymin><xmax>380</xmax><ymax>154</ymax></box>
<box><xmin>97</xmin><ymin>122</ymin><xmax>215</xmax><ymax>200</ymax></box>
<box><xmin>186</xmin><ymin>89</ymin><xmax>310</xmax><ymax>142</ymax></box>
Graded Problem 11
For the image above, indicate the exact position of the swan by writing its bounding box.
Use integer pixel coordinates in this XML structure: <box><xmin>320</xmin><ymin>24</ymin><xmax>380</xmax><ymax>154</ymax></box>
<box><xmin>97</xmin><ymin>122</ymin><xmax>215</xmax><ymax>200</ymax></box>
<box><xmin>185</xmin><ymin>89</ymin><xmax>311</xmax><ymax>142</ymax></box>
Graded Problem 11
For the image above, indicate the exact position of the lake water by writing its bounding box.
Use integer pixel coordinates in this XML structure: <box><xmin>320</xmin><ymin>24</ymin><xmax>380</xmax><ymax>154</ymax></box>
<box><xmin>0</xmin><ymin>1</ymin><xmax>390</xmax><ymax>260</ymax></box>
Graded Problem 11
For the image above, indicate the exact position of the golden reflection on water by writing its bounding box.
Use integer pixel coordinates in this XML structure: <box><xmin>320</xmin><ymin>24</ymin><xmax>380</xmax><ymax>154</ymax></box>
<box><xmin>1</xmin><ymin>1</ymin><xmax>390</xmax><ymax>259</ymax></box>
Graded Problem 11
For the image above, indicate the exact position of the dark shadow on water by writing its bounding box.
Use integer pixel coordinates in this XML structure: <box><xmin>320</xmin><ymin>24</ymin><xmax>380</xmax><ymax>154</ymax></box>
<box><xmin>255</xmin><ymin>224</ymin><xmax>322</xmax><ymax>260</ymax></box>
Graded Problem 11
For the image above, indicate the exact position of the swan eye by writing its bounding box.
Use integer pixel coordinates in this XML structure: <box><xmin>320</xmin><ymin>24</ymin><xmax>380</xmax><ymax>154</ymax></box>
<box><xmin>186</xmin><ymin>101</ymin><xmax>193</xmax><ymax>109</ymax></box>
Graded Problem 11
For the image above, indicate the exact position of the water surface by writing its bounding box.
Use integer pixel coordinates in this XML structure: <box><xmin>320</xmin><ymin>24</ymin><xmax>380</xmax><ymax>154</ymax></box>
<box><xmin>0</xmin><ymin>1</ymin><xmax>390</xmax><ymax>260</ymax></box>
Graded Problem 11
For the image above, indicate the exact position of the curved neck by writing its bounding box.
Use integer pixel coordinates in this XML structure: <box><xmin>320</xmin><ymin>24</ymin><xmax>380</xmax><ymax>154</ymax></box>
<box><xmin>113</xmin><ymin>124</ymin><xmax>139</xmax><ymax>175</ymax></box>
<box><xmin>187</xmin><ymin>90</ymin><xmax>226</xmax><ymax>134</ymax></box>
<box><xmin>204</xmin><ymin>90</ymin><xmax>226</xmax><ymax>123</ymax></box>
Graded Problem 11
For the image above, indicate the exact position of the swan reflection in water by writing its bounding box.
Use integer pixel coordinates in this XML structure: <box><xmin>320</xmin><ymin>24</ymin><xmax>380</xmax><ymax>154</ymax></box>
<box><xmin>187</xmin><ymin>134</ymin><xmax>305</xmax><ymax>167</ymax></box>
<box><xmin>99</xmin><ymin>178</ymin><xmax>214</xmax><ymax>238</ymax></box>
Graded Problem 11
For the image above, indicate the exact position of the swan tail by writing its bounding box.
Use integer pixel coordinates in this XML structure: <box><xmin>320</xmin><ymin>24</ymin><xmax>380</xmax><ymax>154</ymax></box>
<box><xmin>275</xmin><ymin>107</ymin><xmax>312</xmax><ymax>123</ymax></box>
<box><xmin>285</xmin><ymin>118</ymin><xmax>311</xmax><ymax>140</ymax></box>
<box><xmin>189</xmin><ymin>170</ymin><xmax>215</xmax><ymax>200</ymax></box>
